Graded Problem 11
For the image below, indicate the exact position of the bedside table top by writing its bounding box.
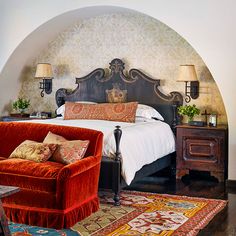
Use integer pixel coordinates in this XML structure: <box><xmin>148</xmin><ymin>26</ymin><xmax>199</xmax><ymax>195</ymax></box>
<box><xmin>0</xmin><ymin>116</ymin><xmax>51</xmax><ymax>122</ymax></box>
<box><xmin>0</xmin><ymin>116</ymin><xmax>32</xmax><ymax>122</ymax></box>
<box><xmin>176</xmin><ymin>124</ymin><xmax>228</xmax><ymax>131</ymax></box>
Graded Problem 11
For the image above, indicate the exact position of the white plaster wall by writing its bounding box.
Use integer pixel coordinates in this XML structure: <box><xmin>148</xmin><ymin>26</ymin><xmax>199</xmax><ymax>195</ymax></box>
<box><xmin>1</xmin><ymin>0</ymin><xmax>236</xmax><ymax>180</ymax></box>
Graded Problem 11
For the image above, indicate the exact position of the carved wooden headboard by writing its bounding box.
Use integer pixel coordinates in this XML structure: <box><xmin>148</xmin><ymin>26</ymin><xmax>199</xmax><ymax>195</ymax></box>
<box><xmin>55</xmin><ymin>58</ymin><xmax>183</xmax><ymax>128</ymax></box>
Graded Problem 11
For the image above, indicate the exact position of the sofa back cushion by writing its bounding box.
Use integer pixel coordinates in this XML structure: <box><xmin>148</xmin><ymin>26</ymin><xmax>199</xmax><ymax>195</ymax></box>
<box><xmin>0</xmin><ymin>122</ymin><xmax>103</xmax><ymax>159</ymax></box>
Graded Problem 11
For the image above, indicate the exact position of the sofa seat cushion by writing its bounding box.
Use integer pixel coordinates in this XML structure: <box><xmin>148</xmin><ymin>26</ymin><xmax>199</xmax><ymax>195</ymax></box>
<box><xmin>0</xmin><ymin>158</ymin><xmax>64</xmax><ymax>192</ymax></box>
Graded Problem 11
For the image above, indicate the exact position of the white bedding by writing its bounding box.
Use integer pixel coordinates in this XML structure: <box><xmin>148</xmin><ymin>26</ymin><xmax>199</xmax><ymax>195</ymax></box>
<box><xmin>22</xmin><ymin>117</ymin><xmax>175</xmax><ymax>185</ymax></box>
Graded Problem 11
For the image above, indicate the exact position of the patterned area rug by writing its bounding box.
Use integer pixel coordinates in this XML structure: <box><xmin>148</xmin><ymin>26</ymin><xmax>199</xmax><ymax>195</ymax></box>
<box><xmin>9</xmin><ymin>222</ymin><xmax>79</xmax><ymax>236</ymax></box>
<box><xmin>72</xmin><ymin>190</ymin><xmax>227</xmax><ymax>236</ymax></box>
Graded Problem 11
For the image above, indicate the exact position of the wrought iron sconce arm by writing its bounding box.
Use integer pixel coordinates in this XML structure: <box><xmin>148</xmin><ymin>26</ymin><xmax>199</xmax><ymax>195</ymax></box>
<box><xmin>184</xmin><ymin>81</ymin><xmax>199</xmax><ymax>103</ymax></box>
<box><xmin>39</xmin><ymin>79</ymin><xmax>52</xmax><ymax>97</ymax></box>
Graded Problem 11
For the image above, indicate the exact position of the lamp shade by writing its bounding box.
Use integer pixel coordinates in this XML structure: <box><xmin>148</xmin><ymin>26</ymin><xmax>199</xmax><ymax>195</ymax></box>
<box><xmin>35</xmin><ymin>63</ymin><xmax>53</xmax><ymax>78</ymax></box>
<box><xmin>177</xmin><ymin>65</ymin><xmax>198</xmax><ymax>82</ymax></box>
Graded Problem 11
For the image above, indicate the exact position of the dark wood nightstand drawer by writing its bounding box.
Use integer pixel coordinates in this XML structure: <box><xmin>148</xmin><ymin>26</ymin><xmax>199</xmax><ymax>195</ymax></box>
<box><xmin>184</xmin><ymin>137</ymin><xmax>218</xmax><ymax>161</ymax></box>
<box><xmin>176</xmin><ymin>124</ymin><xmax>228</xmax><ymax>182</ymax></box>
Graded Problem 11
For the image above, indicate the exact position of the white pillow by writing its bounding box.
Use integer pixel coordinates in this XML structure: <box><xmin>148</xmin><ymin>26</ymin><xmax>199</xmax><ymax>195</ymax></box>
<box><xmin>135</xmin><ymin>116</ymin><xmax>154</xmax><ymax>123</ymax></box>
<box><xmin>56</xmin><ymin>101</ymin><xmax>97</xmax><ymax>117</ymax></box>
<box><xmin>136</xmin><ymin>104</ymin><xmax>164</xmax><ymax>121</ymax></box>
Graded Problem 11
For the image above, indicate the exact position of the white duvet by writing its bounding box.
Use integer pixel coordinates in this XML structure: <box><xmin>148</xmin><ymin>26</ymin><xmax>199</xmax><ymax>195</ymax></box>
<box><xmin>22</xmin><ymin>117</ymin><xmax>175</xmax><ymax>185</ymax></box>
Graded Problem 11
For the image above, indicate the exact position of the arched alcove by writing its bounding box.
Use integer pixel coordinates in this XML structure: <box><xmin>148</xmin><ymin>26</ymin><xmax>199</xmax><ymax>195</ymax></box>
<box><xmin>0</xmin><ymin>6</ymin><xmax>227</xmax><ymax>126</ymax></box>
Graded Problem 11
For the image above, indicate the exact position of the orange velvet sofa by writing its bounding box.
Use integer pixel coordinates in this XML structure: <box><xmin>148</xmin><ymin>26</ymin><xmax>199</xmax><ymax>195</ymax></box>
<box><xmin>0</xmin><ymin>122</ymin><xmax>103</xmax><ymax>229</ymax></box>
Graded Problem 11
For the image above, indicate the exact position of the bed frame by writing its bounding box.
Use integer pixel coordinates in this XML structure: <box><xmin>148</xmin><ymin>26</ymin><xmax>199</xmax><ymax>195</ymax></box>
<box><xmin>55</xmin><ymin>58</ymin><xmax>183</xmax><ymax>205</ymax></box>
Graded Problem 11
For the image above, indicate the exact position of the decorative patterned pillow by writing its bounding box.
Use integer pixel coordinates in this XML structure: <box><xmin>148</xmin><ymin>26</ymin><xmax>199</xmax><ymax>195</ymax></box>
<box><xmin>44</xmin><ymin>131</ymin><xmax>67</xmax><ymax>143</ymax></box>
<box><xmin>56</xmin><ymin>101</ymin><xmax>97</xmax><ymax>117</ymax></box>
<box><xmin>43</xmin><ymin>131</ymin><xmax>90</xmax><ymax>164</ymax></box>
<box><xmin>9</xmin><ymin>140</ymin><xmax>57</xmax><ymax>162</ymax></box>
<box><xmin>64</xmin><ymin>102</ymin><xmax>138</xmax><ymax>123</ymax></box>
<box><xmin>51</xmin><ymin>140</ymin><xmax>89</xmax><ymax>164</ymax></box>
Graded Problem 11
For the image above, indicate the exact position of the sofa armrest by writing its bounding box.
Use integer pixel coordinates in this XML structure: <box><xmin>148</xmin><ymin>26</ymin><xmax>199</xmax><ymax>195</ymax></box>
<box><xmin>57</xmin><ymin>155</ymin><xmax>101</xmax><ymax>181</ymax></box>
<box><xmin>56</xmin><ymin>155</ymin><xmax>102</xmax><ymax>208</ymax></box>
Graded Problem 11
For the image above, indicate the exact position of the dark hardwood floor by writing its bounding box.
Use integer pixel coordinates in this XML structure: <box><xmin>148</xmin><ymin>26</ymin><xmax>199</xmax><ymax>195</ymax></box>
<box><xmin>125</xmin><ymin>170</ymin><xmax>236</xmax><ymax>236</ymax></box>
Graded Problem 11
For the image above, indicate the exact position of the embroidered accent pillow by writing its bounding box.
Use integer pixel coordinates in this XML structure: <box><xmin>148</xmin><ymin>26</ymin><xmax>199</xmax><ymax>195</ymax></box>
<box><xmin>9</xmin><ymin>140</ymin><xmax>57</xmax><ymax>162</ymax></box>
<box><xmin>44</xmin><ymin>131</ymin><xmax>67</xmax><ymax>143</ymax></box>
<box><xmin>64</xmin><ymin>102</ymin><xmax>138</xmax><ymax>123</ymax></box>
<box><xmin>43</xmin><ymin>131</ymin><xmax>90</xmax><ymax>164</ymax></box>
<box><xmin>56</xmin><ymin>101</ymin><xmax>97</xmax><ymax>117</ymax></box>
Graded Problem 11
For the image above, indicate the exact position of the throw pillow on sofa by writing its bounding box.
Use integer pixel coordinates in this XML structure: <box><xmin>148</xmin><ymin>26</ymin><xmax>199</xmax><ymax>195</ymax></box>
<box><xmin>44</xmin><ymin>131</ymin><xmax>67</xmax><ymax>143</ymax></box>
<box><xmin>43</xmin><ymin>131</ymin><xmax>90</xmax><ymax>164</ymax></box>
<box><xmin>9</xmin><ymin>140</ymin><xmax>57</xmax><ymax>162</ymax></box>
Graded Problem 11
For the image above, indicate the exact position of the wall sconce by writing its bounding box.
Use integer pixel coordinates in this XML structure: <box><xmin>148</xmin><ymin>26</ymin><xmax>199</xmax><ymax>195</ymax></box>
<box><xmin>177</xmin><ymin>65</ymin><xmax>199</xmax><ymax>103</ymax></box>
<box><xmin>35</xmin><ymin>63</ymin><xmax>53</xmax><ymax>97</ymax></box>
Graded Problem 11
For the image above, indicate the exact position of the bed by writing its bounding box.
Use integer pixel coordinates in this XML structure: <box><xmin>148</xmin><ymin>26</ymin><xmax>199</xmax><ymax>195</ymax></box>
<box><xmin>34</xmin><ymin>58</ymin><xmax>183</xmax><ymax>205</ymax></box>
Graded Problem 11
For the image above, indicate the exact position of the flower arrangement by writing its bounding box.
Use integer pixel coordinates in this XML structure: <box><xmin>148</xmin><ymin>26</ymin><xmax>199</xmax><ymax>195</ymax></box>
<box><xmin>12</xmin><ymin>98</ymin><xmax>31</xmax><ymax>114</ymax></box>
<box><xmin>177</xmin><ymin>104</ymin><xmax>200</xmax><ymax>122</ymax></box>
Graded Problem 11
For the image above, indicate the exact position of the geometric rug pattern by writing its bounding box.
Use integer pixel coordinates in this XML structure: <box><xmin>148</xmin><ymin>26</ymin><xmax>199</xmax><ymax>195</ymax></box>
<box><xmin>9</xmin><ymin>222</ymin><xmax>79</xmax><ymax>236</ymax></box>
<box><xmin>72</xmin><ymin>190</ymin><xmax>227</xmax><ymax>236</ymax></box>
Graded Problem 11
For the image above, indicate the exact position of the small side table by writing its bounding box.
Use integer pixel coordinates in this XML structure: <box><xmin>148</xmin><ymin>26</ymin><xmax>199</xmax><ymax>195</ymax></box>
<box><xmin>0</xmin><ymin>185</ymin><xmax>19</xmax><ymax>236</ymax></box>
<box><xmin>176</xmin><ymin>124</ymin><xmax>228</xmax><ymax>182</ymax></box>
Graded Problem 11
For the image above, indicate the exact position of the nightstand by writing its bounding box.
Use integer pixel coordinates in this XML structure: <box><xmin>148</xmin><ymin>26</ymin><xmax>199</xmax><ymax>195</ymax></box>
<box><xmin>176</xmin><ymin>124</ymin><xmax>228</xmax><ymax>182</ymax></box>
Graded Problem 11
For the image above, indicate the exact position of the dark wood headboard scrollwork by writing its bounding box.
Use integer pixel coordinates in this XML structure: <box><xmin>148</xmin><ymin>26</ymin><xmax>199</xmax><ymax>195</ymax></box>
<box><xmin>55</xmin><ymin>58</ymin><xmax>183</xmax><ymax>129</ymax></box>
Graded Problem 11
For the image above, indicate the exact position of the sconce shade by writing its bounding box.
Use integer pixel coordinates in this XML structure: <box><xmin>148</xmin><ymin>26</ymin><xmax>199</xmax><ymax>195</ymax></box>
<box><xmin>177</xmin><ymin>65</ymin><xmax>198</xmax><ymax>82</ymax></box>
<box><xmin>35</xmin><ymin>63</ymin><xmax>53</xmax><ymax>97</ymax></box>
<box><xmin>35</xmin><ymin>63</ymin><xmax>53</xmax><ymax>78</ymax></box>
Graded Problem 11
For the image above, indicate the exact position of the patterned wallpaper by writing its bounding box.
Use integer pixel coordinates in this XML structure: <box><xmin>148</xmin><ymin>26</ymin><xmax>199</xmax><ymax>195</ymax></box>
<box><xmin>19</xmin><ymin>12</ymin><xmax>227</xmax><ymax>124</ymax></box>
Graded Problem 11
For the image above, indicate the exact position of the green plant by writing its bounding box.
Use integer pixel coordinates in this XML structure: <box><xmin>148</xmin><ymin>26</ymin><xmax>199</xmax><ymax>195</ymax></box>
<box><xmin>177</xmin><ymin>104</ymin><xmax>200</xmax><ymax>122</ymax></box>
<box><xmin>12</xmin><ymin>98</ymin><xmax>30</xmax><ymax>113</ymax></box>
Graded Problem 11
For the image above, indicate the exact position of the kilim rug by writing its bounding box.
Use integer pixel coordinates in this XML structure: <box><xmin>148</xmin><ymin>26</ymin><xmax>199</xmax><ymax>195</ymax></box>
<box><xmin>9</xmin><ymin>222</ymin><xmax>79</xmax><ymax>236</ymax></box>
<box><xmin>72</xmin><ymin>190</ymin><xmax>227</xmax><ymax>236</ymax></box>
